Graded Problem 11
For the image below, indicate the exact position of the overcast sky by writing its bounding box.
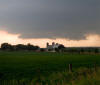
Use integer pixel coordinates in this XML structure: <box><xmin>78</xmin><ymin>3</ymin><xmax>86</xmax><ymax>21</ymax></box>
<box><xmin>0</xmin><ymin>0</ymin><xmax>100</xmax><ymax>41</ymax></box>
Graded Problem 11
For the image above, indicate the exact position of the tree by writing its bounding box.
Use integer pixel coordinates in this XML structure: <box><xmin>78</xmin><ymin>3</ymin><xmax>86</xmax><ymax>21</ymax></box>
<box><xmin>1</xmin><ymin>43</ymin><xmax>14</xmax><ymax>51</ymax></box>
<box><xmin>27</xmin><ymin>43</ymin><xmax>34</xmax><ymax>50</ymax></box>
<box><xmin>40</xmin><ymin>48</ymin><xmax>45</xmax><ymax>52</ymax></box>
<box><xmin>27</xmin><ymin>43</ymin><xmax>39</xmax><ymax>51</ymax></box>
<box><xmin>80</xmin><ymin>49</ymin><xmax>85</xmax><ymax>53</ymax></box>
<box><xmin>58</xmin><ymin>45</ymin><xmax>65</xmax><ymax>49</ymax></box>
<box><xmin>94</xmin><ymin>48</ymin><xmax>99</xmax><ymax>54</ymax></box>
<box><xmin>15</xmin><ymin>44</ymin><xmax>27</xmax><ymax>51</ymax></box>
<box><xmin>57</xmin><ymin>44</ymin><xmax>65</xmax><ymax>52</ymax></box>
<box><xmin>1</xmin><ymin>43</ymin><xmax>40</xmax><ymax>51</ymax></box>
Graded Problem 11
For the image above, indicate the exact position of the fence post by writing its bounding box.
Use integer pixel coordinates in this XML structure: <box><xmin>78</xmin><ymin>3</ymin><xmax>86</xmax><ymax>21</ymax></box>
<box><xmin>69</xmin><ymin>64</ymin><xmax>72</xmax><ymax>72</ymax></box>
<box><xmin>94</xmin><ymin>63</ymin><xmax>97</xmax><ymax>71</ymax></box>
<box><xmin>36</xmin><ymin>68</ymin><xmax>41</xmax><ymax>83</ymax></box>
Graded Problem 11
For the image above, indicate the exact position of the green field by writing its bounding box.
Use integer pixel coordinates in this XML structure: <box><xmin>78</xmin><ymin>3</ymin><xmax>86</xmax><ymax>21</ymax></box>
<box><xmin>0</xmin><ymin>51</ymin><xmax>100</xmax><ymax>85</ymax></box>
<box><xmin>0</xmin><ymin>51</ymin><xmax>100</xmax><ymax>79</ymax></box>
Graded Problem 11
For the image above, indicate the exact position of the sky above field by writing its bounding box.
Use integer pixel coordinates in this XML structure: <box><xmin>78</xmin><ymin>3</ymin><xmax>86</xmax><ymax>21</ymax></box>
<box><xmin>0</xmin><ymin>0</ymin><xmax>100</xmax><ymax>47</ymax></box>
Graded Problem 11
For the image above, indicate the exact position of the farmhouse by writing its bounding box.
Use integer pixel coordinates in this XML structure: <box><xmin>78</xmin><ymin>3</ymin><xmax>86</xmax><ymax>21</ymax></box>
<box><xmin>46</xmin><ymin>42</ymin><xmax>60</xmax><ymax>52</ymax></box>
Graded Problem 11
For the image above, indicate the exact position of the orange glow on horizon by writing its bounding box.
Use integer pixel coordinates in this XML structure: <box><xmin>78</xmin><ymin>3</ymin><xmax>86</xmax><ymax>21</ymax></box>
<box><xmin>0</xmin><ymin>30</ymin><xmax>100</xmax><ymax>48</ymax></box>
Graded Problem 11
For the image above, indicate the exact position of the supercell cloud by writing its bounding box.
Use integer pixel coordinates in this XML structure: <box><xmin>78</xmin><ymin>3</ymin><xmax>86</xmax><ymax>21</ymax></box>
<box><xmin>0</xmin><ymin>0</ymin><xmax>100</xmax><ymax>40</ymax></box>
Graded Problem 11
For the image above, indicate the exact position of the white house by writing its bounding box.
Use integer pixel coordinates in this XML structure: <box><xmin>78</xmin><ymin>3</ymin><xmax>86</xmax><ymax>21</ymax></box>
<box><xmin>46</xmin><ymin>42</ymin><xmax>60</xmax><ymax>52</ymax></box>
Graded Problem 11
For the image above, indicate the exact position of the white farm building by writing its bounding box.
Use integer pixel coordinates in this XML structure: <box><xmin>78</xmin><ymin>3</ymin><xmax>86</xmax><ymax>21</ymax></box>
<box><xmin>46</xmin><ymin>42</ymin><xmax>60</xmax><ymax>52</ymax></box>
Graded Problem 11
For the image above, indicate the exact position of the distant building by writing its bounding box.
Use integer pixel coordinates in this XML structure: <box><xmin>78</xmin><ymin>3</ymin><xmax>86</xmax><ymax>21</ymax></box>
<box><xmin>46</xmin><ymin>42</ymin><xmax>60</xmax><ymax>52</ymax></box>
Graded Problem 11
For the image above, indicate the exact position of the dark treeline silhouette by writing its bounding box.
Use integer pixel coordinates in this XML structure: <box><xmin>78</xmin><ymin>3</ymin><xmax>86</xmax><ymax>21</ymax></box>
<box><xmin>0</xmin><ymin>43</ymin><xmax>100</xmax><ymax>53</ymax></box>
<box><xmin>55</xmin><ymin>44</ymin><xmax>65</xmax><ymax>52</ymax></box>
<box><xmin>1</xmin><ymin>43</ymin><xmax>40</xmax><ymax>51</ymax></box>
<box><xmin>63</xmin><ymin>47</ymin><xmax>100</xmax><ymax>54</ymax></box>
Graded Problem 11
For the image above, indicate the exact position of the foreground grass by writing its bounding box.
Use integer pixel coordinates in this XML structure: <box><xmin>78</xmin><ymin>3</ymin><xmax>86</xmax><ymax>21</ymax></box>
<box><xmin>0</xmin><ymin>67</ymin><xmax>100</xmax><ymax>85</ymax></box>
<box><xmin>0</xmin><ymin>51</ymin><xmax>100</xmax><ymax>85</ymax></box>
<box><xmin>0</xmin><ymin>51</ymin><xmax>100</xmax><ymax>78</ymax></box>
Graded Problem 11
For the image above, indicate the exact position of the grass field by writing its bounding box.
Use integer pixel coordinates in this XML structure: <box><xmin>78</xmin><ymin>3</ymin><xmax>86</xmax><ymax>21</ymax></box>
<box><xmin>0</xmin><ymin>51</ymin><xmax>100</xmax><ymax>85</ymax></box>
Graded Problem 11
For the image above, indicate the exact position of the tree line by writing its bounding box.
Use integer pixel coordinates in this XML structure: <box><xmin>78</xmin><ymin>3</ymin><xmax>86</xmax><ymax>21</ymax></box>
<box><xmin>0</xmin><ymin>43</ymin><xmax>40</xmax><ymax>51</ymax></box>
<box><xmin>63</xmin><ymin>47</ymin><xmax>100</xmax><ymax>54</ymax></box>
<box><xmin>0</xmin><ymin>43</ymin><xmax>65</xmax><ymax>52</ymax></box>
<box><xmin>0</xmin><ymin>43</ymin><xmax>100</xmax><ymax>54</ymax></box>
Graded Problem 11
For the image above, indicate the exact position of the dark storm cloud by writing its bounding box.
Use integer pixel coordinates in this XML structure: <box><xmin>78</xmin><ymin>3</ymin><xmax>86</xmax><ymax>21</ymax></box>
<box><xmin>0</xmin><ymin>0</ymin><xmax>100</xmax><ymax>39</ymax></box>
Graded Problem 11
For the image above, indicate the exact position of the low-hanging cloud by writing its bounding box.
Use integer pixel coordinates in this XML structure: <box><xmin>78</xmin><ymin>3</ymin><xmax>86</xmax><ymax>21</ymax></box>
<box><xmin>0</xmin><ymin>0</ymin><xmax>100</xmax><ymax>40</ymax></box>
<box><xmin>0</xmin><ymin>30</ymin><xmax>100</xmax><ymax>48</ymax></box>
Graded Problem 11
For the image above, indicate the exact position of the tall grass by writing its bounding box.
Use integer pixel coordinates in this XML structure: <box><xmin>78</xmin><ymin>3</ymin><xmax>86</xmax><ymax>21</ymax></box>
<box><xmin>0</xmin><ymin>51</ymin><xmax>100</xmax><ymax>85</ymax></box>
<box><xmin>0</xmin><ymin>67</ymin><xmax>100</xmax><ymax>85</ymax></box>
